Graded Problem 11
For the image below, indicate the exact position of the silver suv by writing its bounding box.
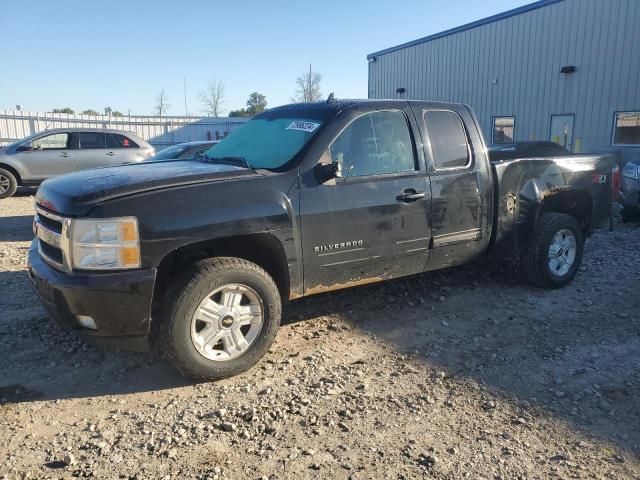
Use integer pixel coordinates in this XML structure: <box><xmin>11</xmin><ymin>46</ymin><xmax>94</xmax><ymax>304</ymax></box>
<box><xmin>0</xmin><ymin>128</ymin><xmax>154</xmax><ymax>198</ymax></box>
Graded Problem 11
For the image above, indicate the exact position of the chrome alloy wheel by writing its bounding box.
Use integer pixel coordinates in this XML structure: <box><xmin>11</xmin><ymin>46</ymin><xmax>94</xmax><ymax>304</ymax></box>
<box><xmin>547</xmin><ymin>228</ymin><xmax>577</xmax><ymax>277</ymax></box>
<box><xmin>190</xmin><ymin>283</ymin><xmax>264</xmax><ymax>361</ymax></box>
<box><xmin>0</xmin><ymin>174</ymin><xmax>10</xmax><ymax>194</ymax></box>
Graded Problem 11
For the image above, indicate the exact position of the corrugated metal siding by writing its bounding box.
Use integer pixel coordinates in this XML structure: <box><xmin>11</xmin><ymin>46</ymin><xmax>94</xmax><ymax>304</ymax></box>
<box><xmin>0</xmin><ymin>111</ymin><xmax>248</xmax><ymax>148</ymax></box>
<box><xmin>368</xmin><ymin>0</ymin><xmax>640</xmax><ymax>153</ymax></box>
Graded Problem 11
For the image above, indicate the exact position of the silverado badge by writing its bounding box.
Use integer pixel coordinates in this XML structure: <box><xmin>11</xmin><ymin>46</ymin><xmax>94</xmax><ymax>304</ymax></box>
<box><xmin>314</xmin><ymin>240</ymin><xmax>364</xmax><ymax>253</ymax></box>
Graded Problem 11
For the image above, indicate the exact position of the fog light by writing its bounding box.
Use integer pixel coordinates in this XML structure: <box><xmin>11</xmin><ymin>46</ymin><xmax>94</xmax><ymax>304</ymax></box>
<box><xmin>76</xmin><ymin>315</ymin><xmax>97</xmax><ymax>330</ymax></box>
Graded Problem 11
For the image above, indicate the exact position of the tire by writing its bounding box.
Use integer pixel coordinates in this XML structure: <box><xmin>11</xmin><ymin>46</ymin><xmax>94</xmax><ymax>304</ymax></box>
<box><xmin>0</xmin><ymin>168</ymin><xmax>18</xmax><ymax>199</ymax></box>
<box><xmin>521</xmin><ymin>213</ymin><xmax>584</xmax><ymax>289</ymax></box>
<box><xmin>160</xmin><ymin>257</ymin><xmax>281</xmax><ymax>380</ymax></box>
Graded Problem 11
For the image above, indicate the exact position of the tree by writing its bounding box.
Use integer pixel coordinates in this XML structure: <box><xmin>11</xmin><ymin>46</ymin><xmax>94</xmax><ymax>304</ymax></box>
<box><xmin>155</xmin><ymin>88</ymin><xmax>170</xmax><ymax>116</ymax></box>
<box><xmin>199</xmin><ymin>79</ymin><xmax>225</xmax><ymax>117</ymax></box>
<box><xmin>229</xmin><ymin>108</ymin><xmax>250</xmax><ymax>117</ymax></box>
<box><xmin>246</xmin><ymin>92</ymin><xmax>267</xmax><ymax>115</ymax></box>
<box><xmin>112</xmin><ymin>111</ymin><xmax>124</xmax><ymax>117</ymax></box>
<box><xmin>229</xmin><ymin>92</ymin><xmax>267</xmax><ymax>117</ymax></box>
<box><xmin>81</xmin><ymin>109</ymin><xmax>99</xmax><ymax>115</ymax></box>
<box><xmin>293</xmin><ymin>65</ymin><xmax>322</xmax><ymax>103</ymax></box>
<box><xmin>52</xmin><ymin>107</ymin><xmax>74</xmax><ymax>114</ymax></box>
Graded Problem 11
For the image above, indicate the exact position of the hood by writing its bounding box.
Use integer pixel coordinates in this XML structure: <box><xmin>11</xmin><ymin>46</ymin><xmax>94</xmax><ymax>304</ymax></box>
<box><xmin>36</xmin><ymin>160</ymin><xmax>255</xmax><ymax>216</ymax></box>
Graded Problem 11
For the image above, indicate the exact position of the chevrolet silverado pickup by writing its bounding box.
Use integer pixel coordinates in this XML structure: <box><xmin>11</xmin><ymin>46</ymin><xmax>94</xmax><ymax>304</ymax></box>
<box><xmin>28</xmin><ymin>99</ymin><xmax>615</xmax><ymax>380</ymax></box>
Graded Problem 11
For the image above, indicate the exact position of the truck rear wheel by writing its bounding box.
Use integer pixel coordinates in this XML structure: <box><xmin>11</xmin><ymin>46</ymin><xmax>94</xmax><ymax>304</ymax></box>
<box><xmin>521</xmin><ymin>213</ymin><xmax>584</xmax><ymax>289</ymax></box>
<box><xmin>160</xmin><ymin>257</ymin><xmax>281</xmax><ymax>380</ymax></box>
<box><xmin>0</xmin><ymin>168</ymin><xmax>18</xmax><ymax>199</ymax></box>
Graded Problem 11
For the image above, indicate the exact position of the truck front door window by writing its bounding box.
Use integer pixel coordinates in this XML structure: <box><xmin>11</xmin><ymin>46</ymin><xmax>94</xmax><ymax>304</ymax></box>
<box><xmin>329</xmin><ymin>111</ymin><xmax>416</xmax><ymax>177</ymax></box>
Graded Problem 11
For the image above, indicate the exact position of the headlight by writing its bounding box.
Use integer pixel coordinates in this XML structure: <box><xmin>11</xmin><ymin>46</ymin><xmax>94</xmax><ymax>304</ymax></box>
<box><xmin>621</xmin><ymin>162</ymin><xmax>640</xmax><ymax>180</ymax></box>
<box><xmin>71</xmin><ymin>217</ymin><xmax>140</xmax><ymax>270</ymax></box>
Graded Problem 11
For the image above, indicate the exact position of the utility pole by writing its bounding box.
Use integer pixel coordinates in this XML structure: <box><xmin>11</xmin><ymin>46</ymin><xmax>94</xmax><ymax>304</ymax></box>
<box><xmin>183</xmin><ymin>77</ymin><xmax>189</xmax><ymax>117</ymax></box>
<box><xmin>184</xmin><ymin>77</ymin><xmax>190</xmax><ymax>142</ymax></box>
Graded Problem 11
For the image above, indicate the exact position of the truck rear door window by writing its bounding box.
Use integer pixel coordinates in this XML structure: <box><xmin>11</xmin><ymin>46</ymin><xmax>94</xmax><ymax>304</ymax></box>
<box><xmin>424</xmin><ymin>110</ymin><xmax>470</xmax><ymax>170</ymax></box>
<box><xmin>329</xmin><ymin>110</ymin><xmax>416</xmax><ymax>177</ymax></box>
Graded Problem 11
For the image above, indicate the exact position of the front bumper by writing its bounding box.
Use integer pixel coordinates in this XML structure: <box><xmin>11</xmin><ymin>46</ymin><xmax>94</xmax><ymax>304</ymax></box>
<box><xmin>619</xmin><ymin>175</ymin><xmax>640</xmax><ymax>208</ymax></box>
<box><xmin>27</xmin><ymin>240</ymin><xmax>156</xmax><ymax>351</ymax></box>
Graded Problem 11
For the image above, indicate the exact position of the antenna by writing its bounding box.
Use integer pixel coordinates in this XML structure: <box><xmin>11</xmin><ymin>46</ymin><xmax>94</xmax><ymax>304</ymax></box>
<box><xmin>326</xmin><ymin>92</ymin><xmax>335</xmax><ymax>103</ymax></box>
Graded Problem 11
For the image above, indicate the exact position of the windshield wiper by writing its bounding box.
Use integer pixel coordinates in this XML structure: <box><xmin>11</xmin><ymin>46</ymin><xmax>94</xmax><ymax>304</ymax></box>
<box><xmin>202</xmin><ymin>154</ymin><xmax>252</xmax><ymax>170</ymax></box>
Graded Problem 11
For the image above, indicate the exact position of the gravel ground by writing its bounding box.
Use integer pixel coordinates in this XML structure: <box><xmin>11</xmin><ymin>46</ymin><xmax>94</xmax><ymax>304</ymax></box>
<box><xmin>1</xmin><ymin>191</ymin><xmax>639</xmax><ymax>480</ymax></box>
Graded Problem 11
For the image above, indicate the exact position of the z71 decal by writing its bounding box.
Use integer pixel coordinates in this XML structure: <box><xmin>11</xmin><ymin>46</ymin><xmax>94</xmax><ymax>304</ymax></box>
<box><xmin>592</xmin><ymin>174</ymin><xmax>608</xmax><ymax>184</ymax></box>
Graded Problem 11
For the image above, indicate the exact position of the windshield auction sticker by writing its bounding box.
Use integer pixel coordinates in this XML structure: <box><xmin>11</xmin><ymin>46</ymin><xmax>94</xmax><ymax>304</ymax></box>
<box><xmin>286</xmin><ymin>121</ymin><xmax>321</xmax><ymax>133</ymax></box>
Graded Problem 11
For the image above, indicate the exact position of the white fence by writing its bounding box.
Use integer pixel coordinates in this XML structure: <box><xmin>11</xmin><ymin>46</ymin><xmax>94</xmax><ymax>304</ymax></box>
<box><xmin>0</xmin><ymin>110</ymin><xmax>249</xmax><ymax>149</ymax></box>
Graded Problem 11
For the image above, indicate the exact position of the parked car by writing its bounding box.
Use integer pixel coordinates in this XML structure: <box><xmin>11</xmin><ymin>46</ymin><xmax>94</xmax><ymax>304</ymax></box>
<box><xmin>619</xmin><ymin>154</ymin><xmax>640</xmax><ymax>221</ymax></box>
<box><xmin>0</xmin><ymin>128</ymin><xmax>154</xmax><ymax>198</ymax></box>
<box><xmin>148</xmin><ymin>141</ymin><xmax>219</xmax><ymax>162</ymax></box>
<box><xmin>488</xmin><ymin>141</ymin><xmax>571</xmax><ymax>161</ymax></box>
<box><xmin>28</xmin><ymin>100</ymin><xmax>615</xmax><ymax>380</ymax></box>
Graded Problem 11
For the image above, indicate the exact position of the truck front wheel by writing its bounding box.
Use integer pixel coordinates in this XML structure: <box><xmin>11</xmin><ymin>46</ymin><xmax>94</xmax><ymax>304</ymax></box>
<box><xmin>521</xmin><ymin>213</ymin><xmax>584</xmax><ymax>289</ymax></box>
<box><xmin>160</xmin><ymin>257</ymin><xmax>281</xmax><ymax>380</ymax></box>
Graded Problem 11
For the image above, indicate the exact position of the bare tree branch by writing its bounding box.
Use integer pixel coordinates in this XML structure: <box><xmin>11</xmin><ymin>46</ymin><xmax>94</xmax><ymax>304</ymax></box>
<box><xmin>293</xmin><ymin>65</ymin><xmax>322</xmax><ymax>103</ymax></box>
<box><xmin>199</xmin><ymin>79</ymin><xmax>226</xmax><ymax>117</ymax></box>
<box><xmin>154</xmin><ymin>88</ymin><xmax>170</xmax><ymax>116</ymax></box>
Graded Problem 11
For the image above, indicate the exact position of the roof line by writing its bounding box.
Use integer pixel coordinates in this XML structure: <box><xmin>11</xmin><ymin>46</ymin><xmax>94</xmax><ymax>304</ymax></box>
<box><xmin>366</xmin><ymin>0</ymin><xmax>565</xmax><ymax>59</ymax></box>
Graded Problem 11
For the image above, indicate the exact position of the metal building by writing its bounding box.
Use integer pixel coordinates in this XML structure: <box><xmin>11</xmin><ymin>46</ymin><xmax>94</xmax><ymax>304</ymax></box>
<box><xmin>367</xmin><ymin>0</ymin><xmax>640</xmax><ymax>155</ymax></box>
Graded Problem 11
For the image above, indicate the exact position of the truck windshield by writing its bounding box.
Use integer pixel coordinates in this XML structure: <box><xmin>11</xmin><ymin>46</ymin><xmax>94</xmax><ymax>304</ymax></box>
<box><xmin>204</xmin><ymin>117</ymin><xmax>323</xmax><ymax>170</ymax></box>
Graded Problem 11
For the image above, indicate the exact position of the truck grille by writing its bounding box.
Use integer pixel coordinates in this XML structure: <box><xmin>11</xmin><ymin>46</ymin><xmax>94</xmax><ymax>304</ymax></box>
<box><xmin>40</xmin><ymin>241</ymin><xmax>64</xmax><ymax>264</ymax></box>
<box><xmin>34</xmin><ymin>205</ymin><xmax>71</xmax><ymax>271</ymax></box>
<box><xmin>37</xmin><ymin>212</ymin><xmax>62</xmax><ymax>233</ymax></box>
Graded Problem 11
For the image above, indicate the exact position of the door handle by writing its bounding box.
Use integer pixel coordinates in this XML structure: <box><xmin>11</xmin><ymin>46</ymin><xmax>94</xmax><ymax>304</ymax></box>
<box><xmin>58</xmin><ymin>152</ymin><xmax>68</xmax><ymax>158</ymax></box>
<box><xmin>397</xmin><ymin>190</ymin><xmax>426</xmax><ymax>203</ymax></box>
<box><xmin>105</xmin><ymin>151</ymin><xmax>116</xmax><ymax>156</ymax></box>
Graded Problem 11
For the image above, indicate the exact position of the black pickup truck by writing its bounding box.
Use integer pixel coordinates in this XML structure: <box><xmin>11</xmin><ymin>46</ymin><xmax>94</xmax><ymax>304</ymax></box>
<box><xmin>28</xmin><ymin>99</ymin><xmax>614</xmax><ymax>380</ymax></box>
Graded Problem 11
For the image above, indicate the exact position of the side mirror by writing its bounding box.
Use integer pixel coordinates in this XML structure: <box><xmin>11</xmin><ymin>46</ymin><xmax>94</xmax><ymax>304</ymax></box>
<box><xmin>17</xmin><ymin>142</ymin><xmax>33</xmax><ymax>152</ymax></box>
<box><xmin>316</xmin><ymin>161</ymin><xmax>343</xmax><ymax>182</ymax></box>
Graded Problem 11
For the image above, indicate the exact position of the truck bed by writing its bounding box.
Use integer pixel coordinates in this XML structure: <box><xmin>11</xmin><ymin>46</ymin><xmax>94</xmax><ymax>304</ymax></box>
<box><xmin>489</xmin><ymin>154</ymin><xmax>615</xmax><ymax>257</ymax></box>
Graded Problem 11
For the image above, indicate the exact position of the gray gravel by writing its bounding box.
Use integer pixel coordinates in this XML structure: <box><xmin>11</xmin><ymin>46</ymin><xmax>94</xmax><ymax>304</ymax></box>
<box><xmin>1</xmin><ymin>192</ymin><xmax>639</xmax><ymax>479</ymax></box>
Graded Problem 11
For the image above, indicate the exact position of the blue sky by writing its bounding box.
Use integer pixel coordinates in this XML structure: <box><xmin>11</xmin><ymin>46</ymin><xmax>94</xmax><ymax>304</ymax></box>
<box><xmin>0</xmin><ymin>0</ymin><xmax>530</xmax><ymax>115</ymax></box>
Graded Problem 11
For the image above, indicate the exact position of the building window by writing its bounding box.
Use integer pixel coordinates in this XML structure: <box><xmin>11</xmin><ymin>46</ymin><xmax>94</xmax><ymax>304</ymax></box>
<box><xmin>613</xmin><ymin>112</ymin><xmax>640</xmax><ymax>146</ymax></box>
<box><xmin>492</xmin><ymin>116</ymin><xmax>515</xmax><ymax>144</ymax></box>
